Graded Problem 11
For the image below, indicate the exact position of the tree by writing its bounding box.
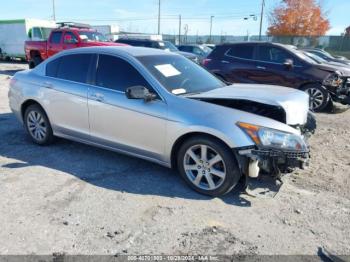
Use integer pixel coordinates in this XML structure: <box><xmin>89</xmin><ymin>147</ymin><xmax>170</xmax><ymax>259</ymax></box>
<box><xmin>267</xmin><ymin>0</ymin><xmax>330</xmax><ymax>36</ymax></box>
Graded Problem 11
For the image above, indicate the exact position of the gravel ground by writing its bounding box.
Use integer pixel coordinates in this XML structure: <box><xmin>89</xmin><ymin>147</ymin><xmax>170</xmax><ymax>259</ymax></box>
<box><xmin>0</xmin><ymin>61</ymin><xmax>349</xmax><ymax>256</ymax></box>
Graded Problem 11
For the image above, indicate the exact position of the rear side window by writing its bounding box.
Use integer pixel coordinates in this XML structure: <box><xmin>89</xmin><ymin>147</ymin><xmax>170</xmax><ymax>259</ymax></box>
<box><xmin>226</xmin><ymin>45</ymin><xmax>254</xmax><ymax>60</ymax></box>
<box><xmin>56</xmin><ymin>54</ymin><xmax>92</xmax><ymax>83</ymax></box>
<box><xmin>95</xmin><ymin>55</ymin><xmax>150</xmax><ymax>92</ymax></box>
<box><xmin>50</xmin><ymin>31</ymin><xmax>62</xmax><ymax>44</ymax></box>
<box><xmin>46</xmin><ymin>58</ymin><xmax>61</xmax><ymax>77</ymax></box>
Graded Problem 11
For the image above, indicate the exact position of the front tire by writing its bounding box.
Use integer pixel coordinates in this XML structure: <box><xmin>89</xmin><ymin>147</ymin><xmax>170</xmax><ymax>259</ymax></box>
<box><xmin>24</xmin><ymin>104</ymin><xmax>54</xmax><ymax>145</ymax></box>
<box><xmin>302</xmin><ymin>84</ymin><xmax>330</xmax><ymax>112</ymax></box>
<box><xmin>177</xmin><ymin>136</ymin><xmax>241</xmax><ymax>196</ymax></box>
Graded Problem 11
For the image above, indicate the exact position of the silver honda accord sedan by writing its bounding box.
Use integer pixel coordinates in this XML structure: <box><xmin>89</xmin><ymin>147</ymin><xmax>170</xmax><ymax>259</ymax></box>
<box><xmin>9</xmin><ymin>46</ymin><xmax>310</xmax><ymax>196</ymax></box>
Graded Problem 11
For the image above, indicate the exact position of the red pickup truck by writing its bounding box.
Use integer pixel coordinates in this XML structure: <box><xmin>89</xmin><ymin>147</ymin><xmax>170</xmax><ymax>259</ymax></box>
<box><xmin>25</xmin><ymin>23</ymin><xmax>126</xmax><ymax>68</ymax></box>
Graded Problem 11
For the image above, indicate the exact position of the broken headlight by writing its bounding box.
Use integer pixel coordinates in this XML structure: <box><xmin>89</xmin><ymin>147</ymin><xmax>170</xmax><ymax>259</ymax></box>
<box><xmin>323</xmin><ymin>72</ymin><xmax>343</xmax><ymax>87</ymax></box>
<box><xmin>237</xmin><ymin>122</ymin><xmax>308</xmax><ymax>151</ymax></box>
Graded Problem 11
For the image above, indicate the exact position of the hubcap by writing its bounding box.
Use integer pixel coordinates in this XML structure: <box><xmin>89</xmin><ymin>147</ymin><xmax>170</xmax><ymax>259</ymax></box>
<box><xmin>306</xmin><ymin>88</ymin><xmax>324</xmax><ymax>110</ymax></box>
<box><xmin>183</xmin><ymin>144</ymin><xmax>226</xmax><ymax>190</ymax></box>
<box><xmin>27</xmin><ymin>111</ymin><xmax>47</xmax><ymax>141</ymax></box>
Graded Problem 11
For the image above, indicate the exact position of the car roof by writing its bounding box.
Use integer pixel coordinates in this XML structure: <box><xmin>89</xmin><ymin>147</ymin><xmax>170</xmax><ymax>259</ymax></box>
<box><xmin>55</xmin><ymin>46</ymin><xmax>177</xmax><ymax>57</ymax></box>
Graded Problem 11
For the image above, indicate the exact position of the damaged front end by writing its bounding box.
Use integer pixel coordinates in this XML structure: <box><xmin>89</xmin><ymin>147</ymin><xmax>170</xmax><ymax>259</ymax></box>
<box><xmin>234</xmin><ymin>122</ymin><xmax>310</xmax><ymax>184</ymax></box>
<box><xmin>324</xmin><ymin>73</ymin><xmax>350</xmax><ymax>105</ymax></box>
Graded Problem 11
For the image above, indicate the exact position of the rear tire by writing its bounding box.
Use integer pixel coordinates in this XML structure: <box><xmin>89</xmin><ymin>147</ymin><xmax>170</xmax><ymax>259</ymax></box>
<box><xmin>29</xmin><ymin>56</ymin><xmax>43</xmax><ymax>69</ymax></box>
<box><xmin>24</xmin><ymin>104</ymin><xmax>54</xmax><ymax>145</ymax></box>
<box><xmin>301</xmin><ymin>84</ymin><xmax>330</xmax><ymax>112</ymax></box>
<box><xmin>177</xmin><ymin>136</ymin><xmax>241</xmax><ymax>196</ymax></box>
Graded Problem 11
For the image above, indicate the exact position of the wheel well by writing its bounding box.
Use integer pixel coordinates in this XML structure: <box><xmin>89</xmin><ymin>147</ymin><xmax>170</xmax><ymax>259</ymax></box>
<box><xmin>21</xmin><ymin>100</ymin><xmax>44</xmax><ymax>120</ymax></box>
<box><xmin>299</xmin><ymin>81</ymin><xmax>322</xmax><ymax>90</ymax></box>
<box><xmin>170</xmin><ymin>132</ymin><xmax>233</xmax><ymax>170</ymax></box>
<box><xmin>30</xmin><ymin>50</ymin><xmax>41</xmax><ymax>59</ymax></box>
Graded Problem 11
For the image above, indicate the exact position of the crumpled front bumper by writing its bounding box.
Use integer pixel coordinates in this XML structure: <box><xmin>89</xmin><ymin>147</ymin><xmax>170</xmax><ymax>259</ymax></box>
<box><xmin>236</xmin><ymin>146</ymin><xmax>310</xmax><ymax>178</ymax></box>
<box><xmin>327</xmin><ymin>77</ymin><xmax>350</xmax><ymax>105</ymax></box>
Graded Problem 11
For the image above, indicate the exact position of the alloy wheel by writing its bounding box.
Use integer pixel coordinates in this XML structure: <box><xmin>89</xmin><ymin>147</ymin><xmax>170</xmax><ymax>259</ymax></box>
<box><xmin>26</xmin><ymin>110</ymin><xmax>47</xmax><ymax>142</ymax></box>
<box><xmin>307</xmin><ymin>87</ymin><xmax>325</xmax><ymax>110</ymax></box>
<box><xmin>183</xmin><ymin>144</ymin><xmax>226</xmax><ymax>190</ymax></box>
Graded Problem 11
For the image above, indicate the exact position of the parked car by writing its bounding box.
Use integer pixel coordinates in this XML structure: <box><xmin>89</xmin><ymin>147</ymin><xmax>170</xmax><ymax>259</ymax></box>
<box><xmin>303</xmin><ymin>50</ymin><xmax>350</xmax><ymax>70</ymax></box>
<box><xmin>302</xmin><ymin>48</ymin><xmax>350</xmax><ymax>66</ymax></box>
<box><xmin>177</xmin><ymin>44</ymin><xmax>212</xmax><ymax>62</ymax></box>
<box><xmin>203</xmin><ymin>42</ymin><xmax>350</xmax><ymax>111</ymax></box>
<box><xmin>9</xmin><ymin>46</ymin><xmax>311</xmax><ymax>196</ymax></box>
<box><xmin>25</xmin><ymin>22</ymin><xmax>126</xmax><ymax>68</ymax></box>
<box><xmin>115</xmin><ymin>38</ymin><xmax>200</xmax><ymax>63</ymax></box>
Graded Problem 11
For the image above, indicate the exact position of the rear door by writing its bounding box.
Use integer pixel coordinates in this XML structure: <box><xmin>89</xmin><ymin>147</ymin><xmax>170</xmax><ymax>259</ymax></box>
<box><xmin>44</xmin><ymin>53</ymin><xmax>94</xmax><ymax>138</ymax></box>
<box><xmin>219</xmin><ymin>44</ymin><xmax>258</xmax><ymax>83</ymax></box>
<box><xmin>87</xmin><ymin>54</ymin><xmax>167</xmax><ymax>161</ymax></box>
<box><xmin>254</xmin><ymin>44</ymin><xmax>302</xmax><ymax>88</ymax></box>
<box><xmin>47</xmin><ymin>31</ymin><xmax>63</xmax><ymax>57</ymax></box>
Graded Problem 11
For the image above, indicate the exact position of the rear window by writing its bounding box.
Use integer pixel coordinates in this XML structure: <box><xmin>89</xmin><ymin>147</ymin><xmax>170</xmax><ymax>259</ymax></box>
<box><xmin>226</xmin><ymin>45</ymin><xmax>254</xmax><ymax>60</ymax></box>
<box><xmin>56</xmin><ymin>54</ymin><xmax>92</xmax><ymax>83</ymax></box>
<box><xmin>46</xmin><ymin>58</ymin><xmax>61</xmax><ymax>77</ymax></box>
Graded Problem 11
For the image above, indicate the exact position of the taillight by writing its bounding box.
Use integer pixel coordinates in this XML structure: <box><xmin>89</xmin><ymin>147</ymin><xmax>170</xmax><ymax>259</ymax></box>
<box><xmin>202</xmin><ymin>58</ymin><xmax>211</xmax><ymax>66</ymax></box>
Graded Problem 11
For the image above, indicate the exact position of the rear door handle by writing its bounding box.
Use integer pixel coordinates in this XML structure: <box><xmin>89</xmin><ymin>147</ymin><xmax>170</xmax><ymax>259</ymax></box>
<box><xmin>90</xmin><ymin>93</ymin><xmax>104</xmax><ymax>102</ymax></box>
<box><xmin>42</xmin><ymin>81</ymin><xmax>53</xmax><ymax>89</ymax></box>
<box><xmin>221</xmin><ymin>60</ymin><xmax>230</xmax><ymax>64</ymax></box>
<box><xmin>256</xmin><ymin>66</ymin><xmax>266</xmax><ymax>70</ymax></box>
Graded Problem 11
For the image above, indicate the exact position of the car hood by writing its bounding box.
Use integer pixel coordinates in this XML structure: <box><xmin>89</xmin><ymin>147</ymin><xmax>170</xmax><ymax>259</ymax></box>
<box><xmin>188</xmin><ymin>84</ymin><xmax>309</xmax><ymax>126</ymax></box>
<box><xmin>81</xmin><ymin>41</ymin><xmax>128</xmax><ymax>47</ymax></box>
<box><xmin>316</xmin><ymin>63</ymin><xmax>350</xmax><ymax>76</ymax></box>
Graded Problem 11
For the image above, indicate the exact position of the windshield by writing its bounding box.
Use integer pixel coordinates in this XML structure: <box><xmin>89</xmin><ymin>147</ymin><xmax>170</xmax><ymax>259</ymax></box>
<box><xmin>292</xmin><ymin>49</ymin><xmax>317</xmax><ymax>64</ymax></box>
<box><xmin>137</xmin><ymin>55</ymin><xmax>226</xmax><ymax>95</ymax></box>
<box><xmin>303</xmin><ymin>51</ymin><xmax>326</xmax><ymax>63</ymax></box>
<box><xmin>201</xmin><ymin>45</ymin><xmax>212</xmax><ymax>54</ymax></box>
<box><xmin>162</xmin><ymin>41</ymin><xmax>179</xmax><ymax>52</ymax></box>
<box><xmin>78</xmin><ymin>31</ymin><xmax>108</xmax><ymax>42</ymax></box>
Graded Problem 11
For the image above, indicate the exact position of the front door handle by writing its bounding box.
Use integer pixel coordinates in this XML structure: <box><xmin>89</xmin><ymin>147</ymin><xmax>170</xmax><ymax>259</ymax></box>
<box><xmin>256</xmin><ymin>66</ymin><xmax>266</xmax><ymax>70</ymax></box>
<box><xmin>90</xmin><ymin>93</ymin><xmax>104</xmax><ymax>102</ymax></box>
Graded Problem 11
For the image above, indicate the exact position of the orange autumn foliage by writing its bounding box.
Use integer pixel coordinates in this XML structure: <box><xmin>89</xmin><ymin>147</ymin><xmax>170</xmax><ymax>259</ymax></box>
<box><xmin>268</xmin><ymin>0</ymin><xmax>330</xmax><ymax>36</ymax></box>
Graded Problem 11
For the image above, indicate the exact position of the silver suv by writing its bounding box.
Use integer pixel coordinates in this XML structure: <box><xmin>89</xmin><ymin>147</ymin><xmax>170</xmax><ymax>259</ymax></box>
<box><xmin>9</xmin><ymin>47</ymin><xmax>310</xmax><ymax>196</ymax></box>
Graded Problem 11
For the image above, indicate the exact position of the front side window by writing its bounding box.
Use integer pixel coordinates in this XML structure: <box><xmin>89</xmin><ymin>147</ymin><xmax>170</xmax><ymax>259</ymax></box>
<box><xmin>56</xmin><ymin>54</ymin><xmax>92</xmax><ymax>83</ymax></box>
<box><xmin>64</xmin><ymin>32</ymin><xmax>78</xmax><ymax>44</ymax></box>
<box><xmin>257</xmin><ymin>46</ymin><xmax>294</xmax><ymax>64</ymax></box>
<box><xmin>95</xmin><ymin>55</ymin><xmax>150</xmax><ymax>92</ymax></box>
<box><xmin>50</xmin><ymin>31</ymin><xmax>62</xmax><ymax>44</ymax></box>
<box><xmin>226</xmin><ymin>45</ymin><xmax>254</xmax><ymax>60</ymax></box>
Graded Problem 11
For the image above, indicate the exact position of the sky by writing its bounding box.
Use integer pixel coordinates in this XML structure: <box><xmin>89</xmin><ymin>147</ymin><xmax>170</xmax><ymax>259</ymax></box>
<box><xmin>1</xmin><ymin>0</ymin><xmax>349</xmax><ymax>36</ymax></box>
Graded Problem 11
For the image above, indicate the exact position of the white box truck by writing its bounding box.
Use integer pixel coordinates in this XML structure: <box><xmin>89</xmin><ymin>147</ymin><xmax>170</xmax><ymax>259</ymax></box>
<box><xmin>0</xmin><ymin>19</ymin><xmax>56</xmax><ymax>60</ymax></box>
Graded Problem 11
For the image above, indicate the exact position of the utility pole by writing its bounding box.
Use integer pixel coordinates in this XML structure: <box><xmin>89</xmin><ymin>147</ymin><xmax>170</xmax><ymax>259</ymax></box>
<box><xmin>259</xmin><ymin>0</ymin><xmax>265</xmax><ymax>41</ymax></box>
<box><xmin>209</xmin><ymin>15</ymin><xmax>214</xmax><ymax>43</ymax></box>
<box><xmin>52</xmin><ymin>0</ymin><xmax>56</xmax><ymax>21</ymax></box>
<box><xmin>178</xmin><ymin>15</ymin><xmax>182</xmax><ymax>45</ymax></box>
<box><xmin>157</xmin><ymin>0</ymin><xmax>161</xmax><ymax>35</ymax></box>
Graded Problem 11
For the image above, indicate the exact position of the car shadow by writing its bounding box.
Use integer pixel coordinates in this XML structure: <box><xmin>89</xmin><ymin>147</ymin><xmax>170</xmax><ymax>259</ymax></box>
<box><xmin>0</xmin><ymin>69</ymin><xmax>24</xmax><ymax>77</ymax></box>
<box><xmin>0</xmin><ymin>112</ymin><xmax>259</xmax><ymax>206</ymax></box>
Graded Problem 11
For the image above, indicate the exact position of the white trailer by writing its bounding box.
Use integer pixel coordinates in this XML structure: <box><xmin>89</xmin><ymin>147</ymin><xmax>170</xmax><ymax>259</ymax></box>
<box><xmin>0</xmin><ymin>19</ymin><xmax>56</xmax><ymax>60</ymax></box>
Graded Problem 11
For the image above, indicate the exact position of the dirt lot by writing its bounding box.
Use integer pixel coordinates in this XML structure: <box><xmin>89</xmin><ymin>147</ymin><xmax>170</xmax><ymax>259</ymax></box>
<box><xmin>0</xmin><ymin>61</ymin><xmax>349</xmax><ymax>257</ymax></box>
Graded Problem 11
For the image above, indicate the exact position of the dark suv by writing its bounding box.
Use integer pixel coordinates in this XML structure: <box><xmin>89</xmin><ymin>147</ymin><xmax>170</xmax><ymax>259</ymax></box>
<box><xmin>115</xmin><ymin>38</ymin><xmax>200</xmax><ymax>64</ymax></box>
<box><xmin>203</xmin><ymin>42</ymin><xmax>350</xmax><ymax>111</ymax></box>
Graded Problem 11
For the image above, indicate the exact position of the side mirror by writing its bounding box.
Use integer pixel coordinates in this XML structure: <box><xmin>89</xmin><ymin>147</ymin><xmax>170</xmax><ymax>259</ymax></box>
<box><xmin>283</xmin><ymin>59</ymin><xmax>294</xmax><ymax>70</ymax></box>
<box><xmin>125</xmin><ymin>86</ymin><xmax>157</xmax><ymax>102</ymax></box>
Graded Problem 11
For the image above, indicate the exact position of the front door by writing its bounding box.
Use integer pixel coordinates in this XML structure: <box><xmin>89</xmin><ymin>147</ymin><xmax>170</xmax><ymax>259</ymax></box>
<box><xmin>253</xmin><ymin>45</ymin><xmax>302</xmax><ymax>88</ymax></box>
<box><xmin>88</xmin><ymin>54</ymin><xmax>167</xmax><ymax>162</ymax></box>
